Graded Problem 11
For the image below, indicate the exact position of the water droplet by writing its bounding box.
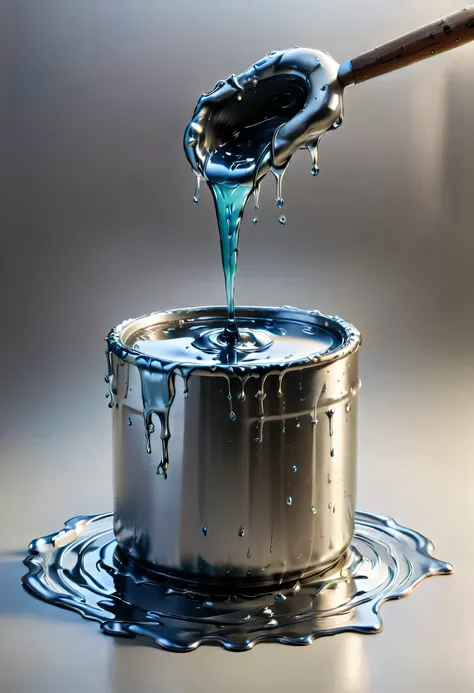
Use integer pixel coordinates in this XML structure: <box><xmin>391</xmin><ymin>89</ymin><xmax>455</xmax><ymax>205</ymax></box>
<box><xmin>203</xmin><ymin>600</ymin><xmax>214</xmax><ymax>608</ymax></box>
<box><xmin>296</xmin><ymin>419</ymin><xmax>301</xmax><ymax>428</ymax></box>
<box><xmin>276</xmin><ymin>197</ymin><xmax>284</xmax><ymax>208</ymax></box>
<box><xmin>275</xmin><ymin>593</ymin><xmax>287</xmax><ymax>601</ymax></box>
<box><xmin>252</xmin><ymin>217</ymin><xmax>259</xmax><ymax>225</ymax></box>
<box><xmin>286</xmin><ymin>496</ymin><xmax>292</xmax><ymax>505</ymax></box>
<box><xmin>328</xmin><ymin>502</ymin><xmax>333</xmax><ymax>510</ymax></box>
<box><xmin>345</xmin><ymin>403</ymin><xmax>351</xmax><ymax>413</ymax></box>
<box><xmin>247</xmin><ymin>548</ymin><xmax>251</xmax><ymax>558</ymax></box>
<box><xmin>311</xmin><ymin>506</ymin><xmax>317</xmax><ymax>514</ymax></box>
<box><xmin>292</xmin><ymin>465</ymin><xmax>297</xmax><ymax>472</ymax></box>
<box><xmin>268</xmin><ymin>50</ymin><xmax>277</xmax><ymax>56</ymax></box>
<box><xmin>321</xmin><ymin>84</ymin><xmax>328</xmax><ymax>91</ymax></box>
<box><xmin>128</xmin><ymin>418</ymin><xmax>132</xmax><ymax>426</ymax></box>
<box><xmin>238</xmin><ymin>526</ymin><xmax>245</xmax><ymax>537</ymax></box>
<box><xmin>237</xmin><ymin>94</ymin><xmax>243</xmax><ymax>101</ymax></box>
<box><xmin>252</xmin><ymin>77</ymin><xmax>258</xmax><ymax>86</ymax></box>
<box><xmin>330</xmin><ymin>448</ymin><xmax>335</xmax><ymax>457</ymax></box>
<box><xmin>263</xmin><ymin>606</ymin><xmax>273</xmax><ymax>616</ymax></box>
<box><xmin>278</xmin><ymin>215</ymin><xmax>287</xmax><ymax>226</ymax></box>
<box><xmin>311</xmin><ymin>165</ymin><xmax>320</xmax><ymax>176</ymax></box>
<box><xmin>311</xmin><ymin>418</ymin><xmax>318</xmax><ymax>425</ymax></box>
<box><xmin>202</xmin><ymin>525</ymin><xmax>208</xmax><ymax>537</ymax></box>
<box><xmin>230</xmin><ymin>411</ymin><xmax>236</xmax><ymax>422</ymax></box>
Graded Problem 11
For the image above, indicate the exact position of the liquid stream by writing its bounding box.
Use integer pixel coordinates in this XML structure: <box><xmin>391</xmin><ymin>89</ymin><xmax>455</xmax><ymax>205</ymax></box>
<box><xmin>184</xmin><ymin>47</ymin><xmax>344</xmax><ymax>344</ymax></box>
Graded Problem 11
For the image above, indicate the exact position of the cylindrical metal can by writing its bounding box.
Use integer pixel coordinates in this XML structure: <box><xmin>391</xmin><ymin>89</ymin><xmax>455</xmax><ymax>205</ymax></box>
<box><xmin>106</xmin><ymin>306</ymin><xmax>361</xmax><ymax>587</ymax></box>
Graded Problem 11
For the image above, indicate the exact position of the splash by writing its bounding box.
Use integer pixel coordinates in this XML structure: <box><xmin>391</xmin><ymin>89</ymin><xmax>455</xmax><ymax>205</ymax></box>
<box><xmin>22</xmin><ymin>511</ymin><xmax>452</xmax><ymax>652</ymax></box>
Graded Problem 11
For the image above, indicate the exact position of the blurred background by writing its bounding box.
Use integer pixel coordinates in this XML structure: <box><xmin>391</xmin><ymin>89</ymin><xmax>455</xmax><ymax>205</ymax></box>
<box><xmin>1</xmin><ymin>1</ymin><xmax>473</xmax><ymax>692</ymax></box>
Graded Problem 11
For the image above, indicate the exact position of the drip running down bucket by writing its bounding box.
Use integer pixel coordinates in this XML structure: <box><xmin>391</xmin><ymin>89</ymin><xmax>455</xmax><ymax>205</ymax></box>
<box><xmin>106</xmin><ymin>306</ymin><xmax>361</xmax><ymax>587</ymax></box>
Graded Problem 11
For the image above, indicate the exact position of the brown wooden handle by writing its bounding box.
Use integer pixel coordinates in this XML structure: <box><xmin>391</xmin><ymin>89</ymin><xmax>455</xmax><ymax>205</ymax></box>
<box><xmin>342</xmin><ymin>6</ymin><xmax>474</xmax><ymax>85</ymax></box>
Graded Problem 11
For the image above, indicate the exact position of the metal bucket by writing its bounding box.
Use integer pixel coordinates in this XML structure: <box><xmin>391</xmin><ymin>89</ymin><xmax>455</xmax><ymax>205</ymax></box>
<box><xmin>106</xmin><ymin>306</ymin><xmax>361</xmax><ymax>587</ymax></box>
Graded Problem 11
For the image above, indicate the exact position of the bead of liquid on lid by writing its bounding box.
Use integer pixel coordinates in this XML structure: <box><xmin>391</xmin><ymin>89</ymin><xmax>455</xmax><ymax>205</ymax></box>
<box><xmin>278</xmin><ymin>215</ymin><xmax>287</xmax><ymax>226</ymax></box>
<box><xmin>286</xmin><ymin>496</ymin><xmax>292</xmax><ymax>505</ymax></box>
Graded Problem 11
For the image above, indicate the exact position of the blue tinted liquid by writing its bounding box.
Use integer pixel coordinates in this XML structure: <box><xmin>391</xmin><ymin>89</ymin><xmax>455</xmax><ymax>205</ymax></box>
<box><xmin>208</xmin><ymin>182</ymin><xmax>252</xmax><ymax>344</ymax></box>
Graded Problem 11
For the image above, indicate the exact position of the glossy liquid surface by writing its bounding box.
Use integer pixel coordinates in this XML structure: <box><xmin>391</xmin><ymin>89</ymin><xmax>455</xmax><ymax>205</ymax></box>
<box><xmin>22</xmin><ymin>511</ymin><xmax>452</xmax><ymax>652</ymax></box>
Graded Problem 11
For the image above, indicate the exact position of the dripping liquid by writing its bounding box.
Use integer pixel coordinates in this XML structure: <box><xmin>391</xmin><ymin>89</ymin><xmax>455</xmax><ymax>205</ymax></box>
<box><xmin>187</xmin><ymin>68</ymin><xmax>313</xmax><ymax>345</ymax></box>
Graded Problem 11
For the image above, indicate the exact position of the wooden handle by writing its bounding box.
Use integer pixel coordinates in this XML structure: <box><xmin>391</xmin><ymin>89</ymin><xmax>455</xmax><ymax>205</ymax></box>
<box><xmin>342</xmin><ymin>6</ymin><xmax>474</xmax><ymax>85</ymax></box>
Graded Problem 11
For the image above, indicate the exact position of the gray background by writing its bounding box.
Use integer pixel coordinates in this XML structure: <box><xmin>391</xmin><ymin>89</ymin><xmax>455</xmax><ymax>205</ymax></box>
<box><xmin>1</xmin><ymin>0</ymin><xmax>473</xmax><ymax>691</ymax></box>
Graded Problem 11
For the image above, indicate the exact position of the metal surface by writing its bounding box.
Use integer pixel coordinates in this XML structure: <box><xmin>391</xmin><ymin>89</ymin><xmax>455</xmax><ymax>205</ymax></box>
<box><xmin>110</xmin><ymin>306</ymin><xmax>361</xmax><ymax>585</ymax></box>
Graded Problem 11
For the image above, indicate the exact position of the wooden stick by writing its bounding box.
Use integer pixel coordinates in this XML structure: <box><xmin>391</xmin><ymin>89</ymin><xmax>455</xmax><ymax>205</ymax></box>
<box><xmin>339</xmin><ymin>6</ymin><xmax>474</xmax><ymax>86</ymax></box>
